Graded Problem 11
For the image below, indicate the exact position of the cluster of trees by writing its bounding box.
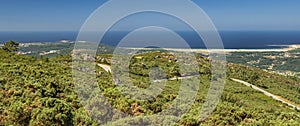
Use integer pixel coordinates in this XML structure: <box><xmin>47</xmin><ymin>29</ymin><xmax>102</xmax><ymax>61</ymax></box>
<box><xmin>2</xmin><ymin>40</ymin><xmax>19</xmax><ymax>52</ymax></box>
<box><xmin>0</xmin><ymin>43</ymin><xmax>300</xmax><ymax>125</ymax></box>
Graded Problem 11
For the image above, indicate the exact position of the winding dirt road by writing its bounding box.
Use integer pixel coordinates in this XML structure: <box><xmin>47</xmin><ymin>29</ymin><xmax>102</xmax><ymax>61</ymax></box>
<box><xmin>231</xmin><ymin>78</ymin><xmax>300</xmax><ymax>111</ymax></box>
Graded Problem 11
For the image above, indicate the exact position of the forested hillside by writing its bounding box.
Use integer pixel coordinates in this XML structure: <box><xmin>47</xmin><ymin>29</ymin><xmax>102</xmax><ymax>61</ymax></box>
<box><xmin>0</xmin><ymin>49</ymin><xmax>300</xmax><ymax>125</ymax></box>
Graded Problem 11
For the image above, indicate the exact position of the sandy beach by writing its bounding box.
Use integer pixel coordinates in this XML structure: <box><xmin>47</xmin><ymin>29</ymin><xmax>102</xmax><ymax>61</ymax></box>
<box><xmin>127</xmin><ymin>44</ymin><xmax>300</xmax><ymax>54</ymax></box>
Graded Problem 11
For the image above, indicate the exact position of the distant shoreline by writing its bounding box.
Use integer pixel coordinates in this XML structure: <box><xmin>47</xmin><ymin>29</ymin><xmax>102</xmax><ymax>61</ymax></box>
<box><xmin>2</xmin><ymin>41</ymin><xmax>299</xmax><ymax>53</ymax></box>
<box><xmin>127</xmin><ymin>44</ymin><xmax>300</xmax><ymax>53</ymax></box>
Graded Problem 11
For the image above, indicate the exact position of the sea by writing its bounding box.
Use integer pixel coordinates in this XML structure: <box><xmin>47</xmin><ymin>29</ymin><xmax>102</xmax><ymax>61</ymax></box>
<box><xmin>1</xmin><ymin>31</ymin><xmax>300</xmax><ymax>49</ymax></box>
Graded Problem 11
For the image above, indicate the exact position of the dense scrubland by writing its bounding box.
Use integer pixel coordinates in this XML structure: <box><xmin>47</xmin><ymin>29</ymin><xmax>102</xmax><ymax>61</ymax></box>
<box><xmin>0</xmin><ymin>42</ymin><xmax>300</xmax><ymax>125</ymax></box>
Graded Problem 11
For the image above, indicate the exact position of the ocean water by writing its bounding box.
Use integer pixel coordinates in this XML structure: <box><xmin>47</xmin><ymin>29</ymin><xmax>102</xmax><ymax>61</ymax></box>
<box><xmin>0</xmin><ymin>31</ymin><xmax>78</xmax><ymax>43</ymax></box>
<box><xmin>1</xmin><ymin>31</ymin><xmax>300</xmax><ymax>49</ymax></box>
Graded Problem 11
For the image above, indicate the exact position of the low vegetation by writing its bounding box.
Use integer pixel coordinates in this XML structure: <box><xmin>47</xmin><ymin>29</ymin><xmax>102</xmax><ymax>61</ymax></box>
<box><xmin>0</xmin><ymin>42</ymin><xmax>299</xmax><ymax>125</ymax></box>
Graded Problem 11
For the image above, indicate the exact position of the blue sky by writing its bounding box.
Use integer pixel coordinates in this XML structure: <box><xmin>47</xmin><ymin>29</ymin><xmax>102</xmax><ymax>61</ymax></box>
<box><xmin>0</xmin><ymin>0</ymin><xmax>299</xmax><ymax>31</ymax></box>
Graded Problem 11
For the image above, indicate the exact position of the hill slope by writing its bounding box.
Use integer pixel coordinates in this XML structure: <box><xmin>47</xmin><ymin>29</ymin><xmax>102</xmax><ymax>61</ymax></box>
<box><xmin>0</xmin><ymin>50</ymin><xmax>299</xmax><ymax>125</ymax></box>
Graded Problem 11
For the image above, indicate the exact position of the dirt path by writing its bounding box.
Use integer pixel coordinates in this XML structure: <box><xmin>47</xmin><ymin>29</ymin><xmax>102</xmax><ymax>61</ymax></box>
<box><xmin>97</xmin><ymin>63</ymin><xmax>196</xmax><ymax>81</ymax></box>
<box><xmin>231</xmin><ymin>78</ymin><xmax>300</xmax><ymax>111</ymax></box>
<box><xmin>153</xmin><ymin>75</ymin><xmax>196</xmax><ymax>82</ymax></box>
<box><xmin>97</xmin><ymin>64</ymin><xmax>111</xmax><ymax>73</ymax></box>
